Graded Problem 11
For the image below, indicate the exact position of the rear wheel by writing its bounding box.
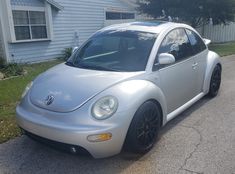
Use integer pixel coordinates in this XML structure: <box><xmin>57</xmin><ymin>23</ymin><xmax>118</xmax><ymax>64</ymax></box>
<box><xmin>124</xmin><ymin>101</ymin><xmax>161</xmax><ymax>153</ymax></box>
<box><xmin>208</xmin><ymin>65</ymin><xmax>222</xmax><ymax>97</ymax></box>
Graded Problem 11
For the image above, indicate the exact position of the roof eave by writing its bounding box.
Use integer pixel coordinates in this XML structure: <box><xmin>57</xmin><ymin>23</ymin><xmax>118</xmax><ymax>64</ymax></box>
<box><xmin>46</xmin><ymin>0</ymin><xmax>64</xmax><ymax>10</ymax></box>
<box><xmin>120</xmin><ymin>0</ymin><xmax>138</xmax><ymax>8</ymax></box>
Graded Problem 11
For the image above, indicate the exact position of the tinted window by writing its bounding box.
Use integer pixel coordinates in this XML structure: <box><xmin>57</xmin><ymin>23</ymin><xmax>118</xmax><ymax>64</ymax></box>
<box><xmin>67</xmin><ymin>30</ymin><xmax>157</xmax><ymax>72</ymax></box>
<box><xmin>158</xmin><ymin>29</ymin><xmax>193</xmax><ymax>63</ymax></box>
<box><xmin>186</xmin><ymin>29</ymin><xmax>207</xmax><ymax>55</ymax></box>
<box><xmin>106</xmin><ymin>12</ymin><xmax>135</xmax><ymax>20</ymax></box>
<box><xmin>122</xmin><ymin>13</ymin><xmax>135</xmax><ymax>19</ymax></box>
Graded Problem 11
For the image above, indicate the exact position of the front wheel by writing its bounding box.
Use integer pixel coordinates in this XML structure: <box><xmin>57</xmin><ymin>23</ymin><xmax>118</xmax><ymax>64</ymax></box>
<box><xmin>208</xmin><ymin>65</ymin><xmax>222</xmax><ymax>97</ymax></box>
<box><xmin>124</xmin><ymin>101</ymin><xmax>161</xmax><ymax>154</ymax></box>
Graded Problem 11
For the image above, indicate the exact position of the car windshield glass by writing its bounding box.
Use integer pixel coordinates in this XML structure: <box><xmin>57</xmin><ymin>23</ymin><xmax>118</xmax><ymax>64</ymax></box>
<box><xmin>67</xmin><ymin>30</ymin><xmax>157</xmax><ymax>72</ymax></box>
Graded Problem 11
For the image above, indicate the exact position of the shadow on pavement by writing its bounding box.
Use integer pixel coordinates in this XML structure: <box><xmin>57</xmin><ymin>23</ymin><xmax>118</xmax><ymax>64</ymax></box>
<box><xmin>160</xmin><ymin>96</ymin><xmax>211</xmax><ymax>135</ymax></box>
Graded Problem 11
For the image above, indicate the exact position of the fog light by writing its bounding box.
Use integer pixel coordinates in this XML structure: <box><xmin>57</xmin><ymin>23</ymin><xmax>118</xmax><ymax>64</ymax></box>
<box><xmin>87</xmin><ymin>133</ymin><xmax>112</xmax><ymax>142</ymax></box>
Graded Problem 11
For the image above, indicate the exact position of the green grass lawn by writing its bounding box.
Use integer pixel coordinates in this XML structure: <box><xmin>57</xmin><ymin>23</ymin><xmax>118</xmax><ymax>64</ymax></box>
<box><xmin>0</xmin><ymin>60</ymin><xmax>62</xmax><ymax>143</ymax></box>
<box><xmin>209</xmin><ymin>42</ymin><xmax>235</xmax><ymax>57</ymax></box>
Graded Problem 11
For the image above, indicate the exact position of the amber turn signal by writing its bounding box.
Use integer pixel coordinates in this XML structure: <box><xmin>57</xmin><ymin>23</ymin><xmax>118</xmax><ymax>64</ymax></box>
<box><xmin>87</xmin><ymin>133</ymin><xmax>112</xmax><ymax>142</ymax></box>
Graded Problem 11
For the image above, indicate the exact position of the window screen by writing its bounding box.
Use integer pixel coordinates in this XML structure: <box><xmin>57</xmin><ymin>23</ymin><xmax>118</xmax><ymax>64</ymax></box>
<box><xmin>13</xmin><ymin>10</ymin><xmax>47</xmax><ymax>41</ymax></box>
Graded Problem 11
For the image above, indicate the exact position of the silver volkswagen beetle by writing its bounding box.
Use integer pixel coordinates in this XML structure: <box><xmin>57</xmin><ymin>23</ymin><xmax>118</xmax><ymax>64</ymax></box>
<box><xmin>16</xmin><ymin>22</ymin><xmax>222</xmax><ymax>158</ymax></box>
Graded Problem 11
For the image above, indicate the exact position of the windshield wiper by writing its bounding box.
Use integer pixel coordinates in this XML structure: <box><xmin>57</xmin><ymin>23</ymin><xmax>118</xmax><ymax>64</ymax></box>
<box><xmin>65</xmin><ymin>61</ymin><xmax>75</xmax><ymax>67</ymax></box>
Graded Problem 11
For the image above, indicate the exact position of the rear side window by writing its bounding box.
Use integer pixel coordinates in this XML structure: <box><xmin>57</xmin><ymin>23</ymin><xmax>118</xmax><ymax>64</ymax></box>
<box><xmin>158</xmin><ymin>28</ymin><xmax>193</xmax><ymax>62</ymax></box>
<box><xmin>186</xmin><ymin>29</ymin><xmax>207</xmax><ymax>55</ymax></box>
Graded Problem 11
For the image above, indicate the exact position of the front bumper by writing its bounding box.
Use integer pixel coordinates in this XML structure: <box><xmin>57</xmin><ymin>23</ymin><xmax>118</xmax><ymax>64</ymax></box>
<box><xmin>16</xmin><ymin>105</ymin><xmax>129</xmax><ymax>158</ymax></box>
<box><xmin>23</xmin><ymin>129</ymin><xmax>91</xmax><ymax>156</ymax></box>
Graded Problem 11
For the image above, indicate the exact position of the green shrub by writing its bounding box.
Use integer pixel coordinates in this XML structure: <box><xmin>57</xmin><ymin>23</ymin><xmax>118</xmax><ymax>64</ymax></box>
<box><xmin>0</xmin><ymin>57</ymin><xmax>5</xmax><ymax>69</ymax></box>
<box><xmin>62</xmin><ymin>47</ymin><xmax>73</xmax><ymax>61</ymax></box>
<box><xmin>1</xmin><ymin>63</ymin><xmax>24</xmax><ymax>78</ymax></box>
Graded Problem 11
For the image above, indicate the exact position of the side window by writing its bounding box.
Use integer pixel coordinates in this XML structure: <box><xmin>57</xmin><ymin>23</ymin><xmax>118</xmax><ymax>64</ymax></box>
<box><xmin>157</xmin><ymin>29</ymin><xmax>193</xmax><ymax>64</ymax></box>
<box><xmin>186</xmin><ymin>29</ymin><xmax>207</xmax><ymax>55</ymax></box>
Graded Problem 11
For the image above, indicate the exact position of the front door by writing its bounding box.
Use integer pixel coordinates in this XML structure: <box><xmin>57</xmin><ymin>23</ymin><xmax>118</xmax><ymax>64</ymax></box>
<box><xmin>153</xmin><ymin>28</ymin><xmax>198</xmax><ymax>114</ymax></box>
<box><xmin>185</xmin><ymin>29</ymin><xmax>208</xmax><ymax>94</ymax></box>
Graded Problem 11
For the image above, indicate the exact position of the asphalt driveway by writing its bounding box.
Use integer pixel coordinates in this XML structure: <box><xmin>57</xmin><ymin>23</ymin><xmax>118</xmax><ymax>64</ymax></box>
<box><xmin>0</xmin><ymin>56</ymin><xmax>235</xmax><ymax>174</ymax></box>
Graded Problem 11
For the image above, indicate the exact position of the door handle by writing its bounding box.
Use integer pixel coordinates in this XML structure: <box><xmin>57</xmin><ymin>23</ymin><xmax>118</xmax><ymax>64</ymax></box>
<box><xmin>192</xmin><ymin>63</ymin><xmax>198</xmax><ymax>69</ymax></box>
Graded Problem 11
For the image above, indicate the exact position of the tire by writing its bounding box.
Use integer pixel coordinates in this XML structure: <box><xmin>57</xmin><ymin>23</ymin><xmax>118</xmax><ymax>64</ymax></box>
<box><xmin>124</xmin><ymin>101</ymin><xmax>161</xmax><ymax>154</ymax></box>
<box><xmin>208</xmin><ymin>65</ymin><xmax>222</xmax><ymax>97</ymax></box>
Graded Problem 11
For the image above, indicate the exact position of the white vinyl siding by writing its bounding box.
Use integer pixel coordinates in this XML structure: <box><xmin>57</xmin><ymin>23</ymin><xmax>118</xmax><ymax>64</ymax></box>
<box><xmin>7</xmin><ymin>0</ymin><xmax>135</xmax><ymax>63</ymax></box>
<box><xmin>11</xmin><ymin>0</ymin><xmax>44</xmax><ymax>7</ymax></box>
<box><xmin>0</xmin><ymin>32</ymin><xmax>3</xmax><ymax>59</ymax></box>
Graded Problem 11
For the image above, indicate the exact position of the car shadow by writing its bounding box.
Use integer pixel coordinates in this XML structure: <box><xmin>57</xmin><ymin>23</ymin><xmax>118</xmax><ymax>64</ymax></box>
<box><xmin>160</xmin><ymin>96</ymin><xmax>211</xmax><ymax>135</ymax></box>
<box><xmin>1</xmin><ymin>97</ymin><xmax>211</xmax><ymax>174</ymax></box>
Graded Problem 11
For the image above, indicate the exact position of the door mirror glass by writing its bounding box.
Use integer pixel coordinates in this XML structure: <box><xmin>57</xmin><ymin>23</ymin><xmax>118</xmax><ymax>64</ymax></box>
<box><xmin>72</xmin><ymin>46</ymin><xmax>79</xmax><ymax>53</ymax></box>
<box><xmin>158</xmin><ymin>53</ymin><xmax>175</xmax><ymax>65</ymax></box>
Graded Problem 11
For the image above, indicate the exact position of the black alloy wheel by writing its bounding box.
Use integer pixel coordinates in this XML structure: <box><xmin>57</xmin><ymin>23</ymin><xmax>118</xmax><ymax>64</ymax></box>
<box><xmin>208</xmin><ymin>65</ymin><xmax>222</xmax><ymax>97</ymax></box>
<box><xmin>124</xmin><ymin>101</ymin><xmax>161</xmax><ymax>153</ymax></box>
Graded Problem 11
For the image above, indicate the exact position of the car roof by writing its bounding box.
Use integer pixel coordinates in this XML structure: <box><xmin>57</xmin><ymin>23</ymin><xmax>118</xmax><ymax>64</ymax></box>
<box><xmin>100</xmin><ymin>21</ymin><xmax>188</xmax><ymax>34</ymax></box>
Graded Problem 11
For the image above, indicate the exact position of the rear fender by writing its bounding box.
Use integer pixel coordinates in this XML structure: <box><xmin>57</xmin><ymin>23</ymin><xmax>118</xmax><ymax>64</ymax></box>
<box><xmin>203</xmin><ymin>51</ymin><xmax>222</xmax><ymax>94</ymax></box>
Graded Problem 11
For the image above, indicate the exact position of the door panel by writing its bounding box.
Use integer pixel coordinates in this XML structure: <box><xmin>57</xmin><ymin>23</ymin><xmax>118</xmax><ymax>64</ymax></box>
<box><xmin>185</xmin><ymin>29</ymin><xmax>208</xmax><ymax>94</ymax></box>
<box><xmin>159</xmin><ymin>58</ymin><xmax>197</xmax><ymax>113</ymax></box>
<box><xmin>193</xmin><ymin>51</ymin><xmax>207</xmax><ymax>93</ymax></box>
<box><xmin>153</xmin><ymin>29</ymin><xmax>198</xmax><ymax>114</ymax></box>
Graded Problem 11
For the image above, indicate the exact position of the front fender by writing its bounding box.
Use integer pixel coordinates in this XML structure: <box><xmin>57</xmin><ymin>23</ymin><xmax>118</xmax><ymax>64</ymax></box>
<box><xmin>96</xmin><ymin>80</ymin><xmax>168</xmax><ymax>126</ymax></box>
<box><xmin>203</xmin><ymin>51</ymin><xmax>222</xmax><ymax>93</ymax></box>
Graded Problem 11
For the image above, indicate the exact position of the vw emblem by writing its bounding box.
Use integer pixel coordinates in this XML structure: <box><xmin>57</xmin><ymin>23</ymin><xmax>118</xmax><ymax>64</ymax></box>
<box><xmin>45</xmin><ymin>95</ymin><xmax>54</xmax><ymax>106</ymax></box>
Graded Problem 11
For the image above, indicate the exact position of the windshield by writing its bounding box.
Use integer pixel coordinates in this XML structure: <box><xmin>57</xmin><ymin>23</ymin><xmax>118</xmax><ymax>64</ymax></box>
<box><xmin>67</xmin><ymin>30</ymin><xmax>157</xmax><ymax>72</ymax></box>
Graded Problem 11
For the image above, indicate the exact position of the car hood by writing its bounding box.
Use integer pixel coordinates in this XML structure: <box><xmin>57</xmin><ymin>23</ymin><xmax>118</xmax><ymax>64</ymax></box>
<box><xmin>29</xmin><ymin>63</ymin><xmax>144</xmax><ymax>113</ymax></box>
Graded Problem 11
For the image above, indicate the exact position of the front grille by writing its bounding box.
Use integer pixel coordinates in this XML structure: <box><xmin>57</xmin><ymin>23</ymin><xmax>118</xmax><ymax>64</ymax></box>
<box><xmin>23</xmin><ymin>129</ymin><xmax>91</xmax><ymax>157</ymax></box>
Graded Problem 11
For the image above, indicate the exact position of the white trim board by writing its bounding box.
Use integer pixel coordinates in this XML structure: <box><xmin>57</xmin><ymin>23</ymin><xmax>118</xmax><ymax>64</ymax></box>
<box><xmin>12</xmin><ymin>6</ymin><xmax>45</xmax><ymax>11</ymax></box>
<box><xmin>0</xmin><ymin>0</ymin><xmax>10</xmax><ymax>62</ymax></box>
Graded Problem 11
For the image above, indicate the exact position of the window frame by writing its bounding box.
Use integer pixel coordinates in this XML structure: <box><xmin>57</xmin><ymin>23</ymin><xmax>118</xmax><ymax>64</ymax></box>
<box><xmin>152</xmin><ymin>28</ymin><xmax>195</xmax><ymax>71</ymax></box>
<box><xmin>9</xmin><ymin>5</ymin><xmax>53</xmax><ymax>43</ymax></box>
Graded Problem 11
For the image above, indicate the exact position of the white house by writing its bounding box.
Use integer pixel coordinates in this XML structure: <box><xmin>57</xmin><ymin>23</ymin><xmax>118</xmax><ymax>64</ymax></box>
<box><xmin>0</xmin><ymin>0</ymin><xmax>138</xmax><ymax>63</ymax></box>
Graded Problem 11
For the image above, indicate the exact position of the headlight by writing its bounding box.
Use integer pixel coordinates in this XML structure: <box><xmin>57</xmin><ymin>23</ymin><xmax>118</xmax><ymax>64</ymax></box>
<box><xmin>21</xmin><ymin>81</ymin><xmax>33</xmax><ymax>98</ymax></box>
<box><xmin>92</xmin><ymin>96</ymin><xmax>118</xmax><ymax>120</ymax></box>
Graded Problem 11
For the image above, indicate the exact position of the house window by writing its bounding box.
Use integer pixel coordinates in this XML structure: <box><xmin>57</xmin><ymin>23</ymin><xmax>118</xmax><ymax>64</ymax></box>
<box><xmin>12</xmin><ymin>10</ymin><xmax>47</xmax><ymax>41</ymax></box>
<box><xmin>106</xmin><ymin>11</ymin><xmax>135</xmax><ymax>20</ymax></box>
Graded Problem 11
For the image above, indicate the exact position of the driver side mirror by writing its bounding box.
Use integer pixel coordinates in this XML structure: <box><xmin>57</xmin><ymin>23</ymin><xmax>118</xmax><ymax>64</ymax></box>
<box><xmin>203</xmin><ymin>38</ymin><xmax>211</xmax><ymax>46</ymax></box>
<box><xmin>158</xmin><ymin>53</ymin><xmax>176</xmax><ymax>65</ymax></box>
<box><xmin>72</xmin><ymin>47</ymin><xmax>79</xmax><ymax>53</ymax></box>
